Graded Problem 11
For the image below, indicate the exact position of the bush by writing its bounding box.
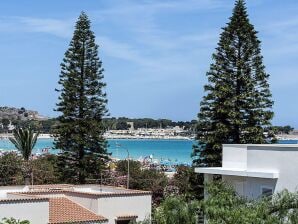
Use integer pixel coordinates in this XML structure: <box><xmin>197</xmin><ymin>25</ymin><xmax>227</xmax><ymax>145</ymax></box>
<box><xmin>201</xmin><ymin>181</ymin><xmax>298</xmax><ymax>224</ymax></box>
<box><xmin>0</xmin><ymin>153</ymin><xmax>23</xmax><ymax>185</ymax></box>
<box><xmin>0</xmin><ymin>218</ymin><xmax>30</xmax><ymax>224</ymax></box>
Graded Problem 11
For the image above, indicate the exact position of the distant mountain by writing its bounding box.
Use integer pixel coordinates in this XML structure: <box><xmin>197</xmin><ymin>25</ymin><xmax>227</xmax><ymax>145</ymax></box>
<box><xmin>0</xmin><ymin>106</ymin><xmax>48</xmax><ymax>121</ymax></box>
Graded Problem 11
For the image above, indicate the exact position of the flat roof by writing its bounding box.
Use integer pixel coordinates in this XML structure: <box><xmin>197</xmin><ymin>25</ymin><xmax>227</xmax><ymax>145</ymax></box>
<box><xmin>223</xmin><ymin>144</ymin><xmax>298</xmax><ymax>147</ymax></box>
<box><xmin>195</xmin><ymin>167</ymin><xmax>279</xmax><ymax>179</ymax></box>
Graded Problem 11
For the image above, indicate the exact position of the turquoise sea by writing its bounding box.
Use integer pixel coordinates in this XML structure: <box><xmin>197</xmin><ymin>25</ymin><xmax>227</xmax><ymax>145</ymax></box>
<box><xmin>0</xmin><ymin>139</ymin><xmax>194</xmax><ymax>164</ymax></box>
<box><xmin>0</xmin><ymin>139</ymin><xmax>296</xmax><ymax>164</ymax></box>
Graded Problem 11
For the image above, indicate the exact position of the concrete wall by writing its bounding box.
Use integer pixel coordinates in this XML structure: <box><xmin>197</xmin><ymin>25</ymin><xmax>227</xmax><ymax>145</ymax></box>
<box><xmin>222</xmin><ymin>145</ymin><xmax>247</xmax><ymax>169</ymax></box>
<box><xmin>0</xmin><ymin>200</ymin><xmax>49</xmax><ymax>224</ymax></box>
<box><xmin>222</xmin><ymin>175</ymin><xmax>277</xmax><ymax>199</ymax></box>
<box><xmin>217</xmin><ymin>145</ymin><xmax>298</xmax><ymax>199</ymax></box>
<box><xmin>0</xmin><ymin>186</ymin><xmax>28</xmax><ymax>199</ymax></box>
<box><xmin>246</xmin><ymin>145</ymin><xmax>298</xmax><ymax>192</ymax></box>
<box><xmin>66</xmin><ymin>193</ymin><xmax>99</xmax><ymax>214</ymax></box>
<box><xmin>98</xmin><ymin>195</ymin><xmax>151</xmax><ymax>224</ymax></box>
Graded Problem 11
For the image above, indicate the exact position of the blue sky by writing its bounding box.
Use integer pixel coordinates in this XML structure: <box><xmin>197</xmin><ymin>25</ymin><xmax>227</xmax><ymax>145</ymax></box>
<box><xmin>0</xmin><ymin>0</ymin><xmax>298</xmax><ymax>126</ymax></box>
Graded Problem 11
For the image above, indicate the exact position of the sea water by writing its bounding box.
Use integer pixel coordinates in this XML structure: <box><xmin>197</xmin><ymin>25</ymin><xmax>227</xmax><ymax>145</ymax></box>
<box><xmin>0</xmin><ymin>138</ymin><xmax>194</xmax><ymax>164</ymax></box>
<box><xmin>0</xmin><ymin>138</ymin><xmax>296</xmax><ymax>164</ymax></box>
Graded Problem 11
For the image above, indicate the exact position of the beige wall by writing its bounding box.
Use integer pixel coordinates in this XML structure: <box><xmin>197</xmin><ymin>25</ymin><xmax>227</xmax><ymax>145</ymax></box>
<box><xmin>0</xmin><ymin>201</ymin><xmax>49</xmax><ymax>224</ymax></box>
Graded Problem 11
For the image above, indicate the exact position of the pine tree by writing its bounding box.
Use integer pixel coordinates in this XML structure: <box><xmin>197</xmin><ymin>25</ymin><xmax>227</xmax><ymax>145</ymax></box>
<box><xmin>192</xmin><ymin>0</ymin><xmax>274</xmax><ymax>168</ymax></box>
<box><xmin>54</xmin><ymin>12</ymin><xmax>109</xmax><ymax>184</ymax></box>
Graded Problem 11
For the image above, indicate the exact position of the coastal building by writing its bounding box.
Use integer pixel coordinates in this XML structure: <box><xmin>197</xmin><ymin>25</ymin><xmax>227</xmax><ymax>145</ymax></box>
<box><xmin>196</xmin><ymin>144</ymin><xmax>298</xmax><ymax>199</ymax></box>
<box><xmin>0</xmin><ymin>184</ymin><xmax>151</xmax><ymax>224</ymax></box>
<box><xmin>104</xmin><ymin>127</ymin><xmax>190</xmax><ymax>140</ymax></box>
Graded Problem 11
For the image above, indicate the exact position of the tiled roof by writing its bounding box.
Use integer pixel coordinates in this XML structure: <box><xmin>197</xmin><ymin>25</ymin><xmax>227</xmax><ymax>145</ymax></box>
<box><xmin>117</xmin><ymin>214</ymin><xmax>138</xmax><ymax>220</ymax></box>
<box><xmin>0</xmin><ymin>198</ymin><xmax>48</xmax><ymax>203</ymax></box>
<box><xmin>49</xmin><ymin>197</ymin><xmax>108</xmax><ymax>224</ymax></box>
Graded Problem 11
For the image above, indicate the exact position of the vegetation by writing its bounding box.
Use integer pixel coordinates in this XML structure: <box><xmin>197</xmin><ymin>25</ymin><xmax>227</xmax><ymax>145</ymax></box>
<box><xmin>0</xmin><ymin>152</ymin><xmax>59</xmax><ymax>185</ymax></box>
<box><xmin>115</xmin><ymin>160</ymin><xmax>168</xmax><ymax>205</ymax></box>
<box><xmin>0</xmin><ymin>218</ymin><xmax>29</xmax><ymax>224</ymax></box>
<box><xmin>171</xmin><ymin>165</ymin><xmax>203</xmax><ymax>200</ymax></box>
<box><xmin>153</xmin><ymin>196</ymin><xmax>199</xmax><ymax>224</ymax></box>
<box><xmin>201</xmin><ymin>182</ymin><xmax>298</xmax><ymax>224</ymax></box>
<box><xmin>10</xmin><ymin>119</ymin><xmax>58</xmax><ymax>133</ymax></box>
<box><xmin>193</xmin><ymin>0</ymin><xmax>274</xmax><ymax>168</ymax></box>
<box><xmin>9</xmin><ymin>128</ymin><xmax>38</xmax><ymax>161</ymax></box>
<box><xmin>31</xmin><ymin>155</ymin><xmax>60</xmax><ymax>184</ymax></box>
<box><xmin>0</xmin><ymin>153</ymin><xmax>23</xmax><ymax>185</ymax></box>
<box><xmin>103</xmin><ymin>117</ymin><xmax>197</xmax><ymax>131</ymax></box>
<box><xmin>266</xmin><ymin>125</ymin><xmax>295</xmax><ymax>135</ymax></box>
<box><xmin>54</xmin><ymin>12</ymin><xmax>109</xmax><ymax>184</ymax></box>
<box><xmin>8</xmin><ymin>128</ymin><xmax>39</xmax><ymax>185</ymax></box>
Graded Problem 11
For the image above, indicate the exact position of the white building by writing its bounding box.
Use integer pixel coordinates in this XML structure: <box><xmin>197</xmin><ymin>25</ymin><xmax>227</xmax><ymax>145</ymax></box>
<box><xmin>196</xmin><ymin>144</ymin><xmax>298</xmax><ymax>199</ymax></box>
<box><xmin>0</xmin><ymin>184</ymin><xmax>151</xmax><ymax>224</ymax></box>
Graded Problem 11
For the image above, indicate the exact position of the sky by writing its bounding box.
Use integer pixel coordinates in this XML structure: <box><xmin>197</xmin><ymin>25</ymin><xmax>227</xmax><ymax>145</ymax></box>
<box><xmin>0</xmin><ymin>0</ymin><xmax>298</xmax><ymax>127</ymax></box>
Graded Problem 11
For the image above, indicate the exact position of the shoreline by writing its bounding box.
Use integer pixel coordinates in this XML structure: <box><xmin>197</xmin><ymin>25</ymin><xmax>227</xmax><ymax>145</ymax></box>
<box><xmin>276</xmin><ymin>135</ymin><xmax>298</xmax><ymax>141</ymax></box>
<box><xmin>2</xmin><ymin>133</ymin><xmax>298</xmax><ymax>141</ymax></box>
<box><xmin>0</xmin><ymin>133</ymin><xmax>192</xmax><ymax>141</ymax></box>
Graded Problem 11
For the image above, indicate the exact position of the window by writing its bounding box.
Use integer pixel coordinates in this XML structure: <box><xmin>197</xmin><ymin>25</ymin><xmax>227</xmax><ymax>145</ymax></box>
<box><xmin>261</xmin><ymin>186</ymin><xmax>273</xmax><ymax>197</ymax></box>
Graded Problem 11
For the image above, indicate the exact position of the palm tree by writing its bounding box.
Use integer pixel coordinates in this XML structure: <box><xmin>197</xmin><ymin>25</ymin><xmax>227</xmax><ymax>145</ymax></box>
<box><xmin>9</xmin><ymin>128</ymin><xmax>39</xmax><ymax>185</ymax></box>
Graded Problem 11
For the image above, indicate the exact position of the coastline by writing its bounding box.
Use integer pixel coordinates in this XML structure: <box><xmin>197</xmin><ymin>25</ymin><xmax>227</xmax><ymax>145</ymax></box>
<box><xmin>276</xmin><ymin>134</ymin><xmax>298</xmax><ymax>141</ymax></box>
<box><xmin>2</xmin><ymin>133</ymin><xmax>298</xmax><ymax>141</ymax></box>
<box><xmin>0</xmin><ymin>133</ymin><xmax>192</xmax><ymax>140</ymax></box>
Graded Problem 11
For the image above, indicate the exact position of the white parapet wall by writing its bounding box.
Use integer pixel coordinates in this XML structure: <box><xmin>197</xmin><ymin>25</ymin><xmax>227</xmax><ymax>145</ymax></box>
<box><xmin>0</xmin><ymin>199</ymin><xmax>49</xmax><ymax>224</ymax></box>
<box><xmin>98</xmin><ymin>195</ymin><xmax>152</xmax><ymax>223</ymax></box>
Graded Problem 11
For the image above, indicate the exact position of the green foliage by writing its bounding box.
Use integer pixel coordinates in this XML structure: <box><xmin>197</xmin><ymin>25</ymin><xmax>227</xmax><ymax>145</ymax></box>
<box><xmin>266</xmin><ymin>125</ymin><xmax>295</xmax><ymax>135</ymax></box>
<box><xmin>9</xmin><ymin>128</ymin><xmax>39</xmax><ymax>161</ymax></box>
<box><xmin>9</xmin><ymin>118</ymin><xmax>58</xmax><ymax>134</ymax></box>
<box><xmin>116</xmin><ymin>160</ymin><xmax>142</xmax><ymax>178</ymax></box>
<box><xmin>103</xmin><ymin>117</ymin><xmax>197</xmax><ymax>131</ymax></box>
<box><xmin>171</xmin><ymin>165</ymin><xmax>203</xmax><ymax>200</ymax></box>
<box><xmin>154</xmin><ymin>196</ymin><xmax>199</xmax><ymax>224</ymax></box>
<box><xmin>115</xmin><ymin>121</ymin><xmax>130</xmax><ymax>130</ymax></box>
<box><xmin>31</xmin><ymin>155</ymin><xmax>60</xmax><ymax>184</ymax></box>
<box><xmin>8</xmin><ymin>128</ymin><xmax>39</xmax><ymax>185</ymax></box>
<box><xmin>130</xmin><ymin>219</ymin><xmax>151</xmax><ymax>224</ymax></box>
<box><xmin>202</xmin><ymin>182</ymin><xmax>298</xmax><ymax>224</ymax></box>
<box><xmin>1</xmin><ymin>118</ymin><xmax>10</xmax><ymax>132</ymax></box>
<box><xmin>0</xmin><ymin>153</ymin><xmax>23</xmax><ymax>185</ymax></box>
<box><xmin>0</xmin><ymin>153</ymin><xmax>60</xmax><ymax>185</ymax></box>
<box><xmin>193</xmin><ymin>0</ymin><xmax>274</xmax><ymax>168</ymax></box>
<box><xmin>54</xmin><ymin>12</ymin><xmax>109</xmax><ymax>184</ymax></box>
<box><xmin>115</xmin><ymin>160</ymin><xmax>168</xmax><ymax>205</ymax></box>
<box><xmin>0</xmin><ymin>218</ymin><xmax>30</xmax><ymax>224</ymax></box>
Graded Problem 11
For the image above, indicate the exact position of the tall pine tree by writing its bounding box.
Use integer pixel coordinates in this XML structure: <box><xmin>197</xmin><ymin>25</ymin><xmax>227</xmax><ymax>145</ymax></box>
<box><xmin>192</xmin><ymin>0</ymin><xmax>274</xmax><ymax>168</ymax></box>
<box><xmin>54</xmin><ymin>12</ymin><xmax>109</xmax><ymax>184</ymax></box>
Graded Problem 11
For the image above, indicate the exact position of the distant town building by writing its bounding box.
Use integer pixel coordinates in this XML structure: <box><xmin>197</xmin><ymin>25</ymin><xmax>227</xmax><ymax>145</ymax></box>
<box><xmin>0</xmin><ymin>184</ymin><xmax>151</xmax><ymax>224</ymax></box>
<box><xmin>196</xmin><ymin>144</ymin><xmax>298</xmax><ymax>199</ymax></box>
<box><xmin>127</xmin><ymin>122</ymin><xmax>134</xmax><ymax>131</ymax></box>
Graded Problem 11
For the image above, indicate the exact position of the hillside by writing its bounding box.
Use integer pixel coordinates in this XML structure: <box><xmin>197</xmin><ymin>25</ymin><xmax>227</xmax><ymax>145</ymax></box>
<box><xmin>0</xmin><ymin>106</ymin><xmax>48</xmax><ymax>121</ymax></box>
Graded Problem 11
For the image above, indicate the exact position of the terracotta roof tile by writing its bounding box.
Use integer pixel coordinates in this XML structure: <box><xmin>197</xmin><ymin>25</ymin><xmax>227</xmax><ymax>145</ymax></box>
<box><xmin>49</xmin><ymin>197</ymin><xmax>107</xmax><ymax>224</ymax></box>
<box><xmin>117</xmin><ymin>214</ymin><xmax>138</xmax><ymax>220</ymax></box>
<box><xmin>0</xmin><ymin>198</ymin><xmax>48</xmax><ymax>203</ymax></box>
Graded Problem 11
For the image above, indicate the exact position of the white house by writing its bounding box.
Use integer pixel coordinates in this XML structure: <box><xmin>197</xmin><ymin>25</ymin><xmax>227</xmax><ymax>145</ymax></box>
<box><xmin>0</xmin><ymin>184</ymin><xmax>152</xmax><ymax>224</ymax></box>
<box><xmin>196</xmin><ymin>144</ymin><xmax>298</xmax><ymax>199</ymax></box>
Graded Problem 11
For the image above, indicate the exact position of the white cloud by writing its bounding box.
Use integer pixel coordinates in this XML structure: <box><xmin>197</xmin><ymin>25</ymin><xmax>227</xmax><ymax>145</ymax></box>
<box><xmin>0</xmin><ymin>16</ymin><xmax>74</xmax><ymax>38</ymax></box>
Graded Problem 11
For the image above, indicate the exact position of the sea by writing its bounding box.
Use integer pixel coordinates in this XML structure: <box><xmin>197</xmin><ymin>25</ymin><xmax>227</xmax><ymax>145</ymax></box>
<box><xmin>0</xmin><ymin>139</ymin><xmax>296</xmax><ymax>165</ymax></box>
